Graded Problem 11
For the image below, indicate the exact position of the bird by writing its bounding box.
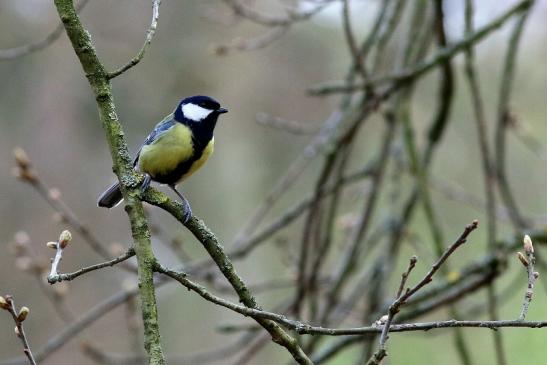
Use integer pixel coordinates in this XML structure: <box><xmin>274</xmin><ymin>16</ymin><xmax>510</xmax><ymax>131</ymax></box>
<box><xmin>97</xmin><ymin>95</ymin><xmax>228</xmax><ymax>222</ymax></box>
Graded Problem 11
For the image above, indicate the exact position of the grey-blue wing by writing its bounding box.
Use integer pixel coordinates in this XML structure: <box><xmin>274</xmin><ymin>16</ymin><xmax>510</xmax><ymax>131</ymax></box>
<box><xmin>133</xmin><ymin>113</ymin><xmax>176</xmax><ymax>167</ymax></box>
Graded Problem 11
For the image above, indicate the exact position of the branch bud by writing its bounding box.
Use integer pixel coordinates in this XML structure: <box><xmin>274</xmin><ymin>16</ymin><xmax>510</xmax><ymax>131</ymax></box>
<box><xmin>533</xmin><ymin>271</ymin><xmax>540</xmax><ymax>280</ymax></box>
<box><xmin>517</xmin><ymin>252</ymin><xmax>529</xmax><ymax>267</ymax></box>
<box><xmin>46</xmin><ymin>241</ymin><xmax>58</xmax><ymax>250</ymax></box>
<box><xmin>14</xmin><ymin>326</ymin><xmax>20</xmax><ymax>337</ymax></box>
<box><xmin>0</xmin><ymin>296</ymin><xmax>8</xmax><ymax>310</ymax></box>
<box><xmin>17</xmin><ymin>306</ymin><xmax>29</xmax><ymax>322</ymax></box>
<box><xmin>13</xmin><ymin>147</ymin><xmax>30</xmax><ymax>169</ymax></box>
<box><xmin>523</xmin><ymin>235</ymin><xmax>534</xmax><ymax>254</ymax></box>
<box><xmin>58</xmin><ymin>230</ymin><xmax>72</xmax><ymax>249</ymax></box>
<box><xmin>48</xmin><ymin>188</ymin><xmax>61</xmax><ymax>200</ymax></box>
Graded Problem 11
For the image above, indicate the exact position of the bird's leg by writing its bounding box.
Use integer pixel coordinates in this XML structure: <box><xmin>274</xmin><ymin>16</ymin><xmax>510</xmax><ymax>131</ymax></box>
<box><xmin>169</xmin><ymin>184</ymin><xmax>192</xmax><ymax>223</ymax></box>
<box><xmin>140</xmin><ymin>173</ymin><xmax>152</xmax><ymax>194</ymax></box>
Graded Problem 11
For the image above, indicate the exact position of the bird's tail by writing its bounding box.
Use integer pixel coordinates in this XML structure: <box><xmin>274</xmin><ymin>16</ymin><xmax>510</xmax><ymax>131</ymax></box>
<box><xmin>97</xmin><ymin>182</ymin><xmax>123</xmax><ymax>208</ymax></box>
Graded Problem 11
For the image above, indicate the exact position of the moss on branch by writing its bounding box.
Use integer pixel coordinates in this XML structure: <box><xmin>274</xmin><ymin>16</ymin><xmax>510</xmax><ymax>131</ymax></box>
<box><xmin>52</xmin><ymin>1</ymin><xmax>165</xmax><ymax>364</ymax></box>
<box><xmin>143</xmin><ymin>188</ymin><xmax>313</xmax><ymax>364</ymax></box>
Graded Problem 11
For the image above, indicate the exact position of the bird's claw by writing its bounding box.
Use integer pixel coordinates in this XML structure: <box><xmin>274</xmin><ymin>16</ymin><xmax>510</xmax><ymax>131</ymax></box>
<box><xmin>140</xmin><ymin>174</ymin><xmax>151</xmax><ymax>194</ymax></box>
<box><xmin>182</xmin><ymin>199</ymin><xmax>193</xmax><ymax>224</ymax></box>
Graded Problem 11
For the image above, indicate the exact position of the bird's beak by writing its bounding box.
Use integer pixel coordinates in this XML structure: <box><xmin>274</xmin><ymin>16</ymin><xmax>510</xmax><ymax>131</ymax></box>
<box><xmin>217</xmin><ymin>107</ymin><xmax>228</xmax><ymax>114</ymax></box>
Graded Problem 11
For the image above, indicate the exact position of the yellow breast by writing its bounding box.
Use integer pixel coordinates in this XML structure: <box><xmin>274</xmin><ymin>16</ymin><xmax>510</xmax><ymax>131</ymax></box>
<box><xmin>178</xmin><ymin>137</ymin><xmax>214</xmax><ymax>183</ymax></box>
<box><xmin>138</xmin><ymin>123</ymin><xmax>193</xmax><ymax>178</ymax></box>
<box><xmin>137</xmin><ymin>123</ymin><xmax>214</xmax><ymax>184</ymax></box>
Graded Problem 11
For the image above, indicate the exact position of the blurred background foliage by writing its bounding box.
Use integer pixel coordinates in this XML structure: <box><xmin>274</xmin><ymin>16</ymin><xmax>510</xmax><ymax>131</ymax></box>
<box><xmin>0</xmin><ymin>0</ymin><xmax>546</xmax><ymax>364</ymax></box>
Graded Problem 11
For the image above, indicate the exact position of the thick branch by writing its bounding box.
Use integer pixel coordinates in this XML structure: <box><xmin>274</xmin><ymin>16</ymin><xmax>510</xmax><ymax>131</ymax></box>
<box><xmin>142</xmin><ymin>188</ymin><xmax>313</xmax><ymax>364</ymax></box>
<box><xmin>52</xmin><ymin>1</ymin><xmax>164</xmax><ymax>363</ymax></box>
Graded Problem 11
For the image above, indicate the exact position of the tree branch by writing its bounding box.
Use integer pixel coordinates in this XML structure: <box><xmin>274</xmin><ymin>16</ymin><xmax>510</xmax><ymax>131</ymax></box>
<box><xmin>0</xmin><ymin>0</ymin><xmax>90</xmax><ymax>60</ymax></box>
<box><xmin>48</xmin><ymin>248</ymin><xmax>135</xmax><ymax>284</ymax></box>
<box><xmin>142</xmin><ymin>188</ymin><xmax>313</xmax><ymax>364</ymax></box>
<box><xmin>0</xmin><ymin>296</ymin><xmax>37</xmax><ymax>365</ymax></box>
<box><xmin>107</xmin><ymin>0</ymin><xmax>161</xmax><ymax>79</ymax></box>
<box><xmin>52</xmin><ymin>1</ymin><xmax>164</xmax><ymax>363</ymax></box>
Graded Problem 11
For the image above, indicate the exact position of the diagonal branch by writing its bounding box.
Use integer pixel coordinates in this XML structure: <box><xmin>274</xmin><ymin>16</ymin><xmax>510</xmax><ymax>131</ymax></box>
<box><xmin>0</xmin><ymin>0</ymin><xmax>90</xmax><ymax>60</ymax></box>
<box><xmin>367</xmin><ymin>220</ymin><xmax>479</xmax><ymax>364</ymax></box>
<box><xmin>142</xmin><ymin>188</ymin><xmax>313</xmax><ymax>365</ymax></box>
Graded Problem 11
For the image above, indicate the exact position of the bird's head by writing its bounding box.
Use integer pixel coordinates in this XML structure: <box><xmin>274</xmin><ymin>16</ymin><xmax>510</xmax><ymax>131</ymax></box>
<box><xmin>175</xmin><ymin>95</ymin><xmax>228</xmax><ymax>123</ymax></box>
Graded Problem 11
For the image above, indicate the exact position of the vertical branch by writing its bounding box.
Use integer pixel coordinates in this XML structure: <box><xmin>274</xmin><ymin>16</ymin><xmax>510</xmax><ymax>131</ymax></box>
<box><xmin>463</xmin><ymin>1</ymin><xmax>505</xmax><ymax>364</ymax></box>
<box><xmin>52</xmin><ymin>1</ymin><xmax>165</xmax><ymax>363</ymax></box>
<box><xmin>518</xmin><ymin>235</ymin><xmax>538</xmax><ymax>320</ymax></box>
<box><xmin>432</xmin><ymin>2</ymin><xmax>473</xmax><ymax>363</ymax></box>
<box><xmin>319</xmin><ymin>114</ymin><xmax>396</xmax><ymax>326</ymax></box>
<box><xmin>495</xmin><ymin>1</ymin><xmax>534</xmax><ymax>230</ymax></box>
<box><xmin>341</xmin><ymin>0</ymin><xmax>367</xmax><ymax>80</ymax></box>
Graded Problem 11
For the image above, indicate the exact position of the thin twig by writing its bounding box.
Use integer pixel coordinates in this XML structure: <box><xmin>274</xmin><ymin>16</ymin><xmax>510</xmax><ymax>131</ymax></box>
<box><xmin>518</xmin><ymin>235</ymin><xmax>539</xmax><ymax>320</ymax></box>
<box><xmin>308</xmin><ymin>0</ymin><xmax>533</xmax><ymax>96</ymax></box>
<box><xmin>463</xmin><ymin>1</ymin><xmax>506</xmax><ymax>363</ymax></box>
<box><xmin>212</xmin><ymin>26</ymin><xmax>289</xmax><ymax>56</ymax></box>
<box><xmin>221</xmin><ymin>0</ymin><xmax>331</xmax><ymax>27</ymax></box>
<box><xmin>107</xmin><ymin>0</ymin><xmax>161</xmax><ymax>79</ymax></box>
<box><xmin>494</xmin><ymin>0</ymin><xmax>534</xmax><ymax>230</ymax></box>
<box><xmin>13</xmin><ymin>148</ymin><xmax>136</xmax><ymax>272</ymax></box>
<box><xmin>367</xmin><ymin>220</ymin><xmax>479</xmax><ymax>364</ymax></box>
<box><xmin>255</xmin><ymin>112</ymin><xmax>319</xmax><ymax>135</ymax></box>
<box><xmin>143</xmin><ymin>189</ymin><xmax>313</xmax><ymax>364</ymax></box>
<box><xmin>48</xmin><ymin>248</ymin><xmax>135</xmax><ymax>284</ymax></box>
<box><xmin>0</xmin><ymin>296</ymin><xmax>37</xmax><ymax>365</ymax></box>
<box><xmin>0</xmin><ymin>0</ymin><xmax>90</xmax><ymax>60</ymax></box>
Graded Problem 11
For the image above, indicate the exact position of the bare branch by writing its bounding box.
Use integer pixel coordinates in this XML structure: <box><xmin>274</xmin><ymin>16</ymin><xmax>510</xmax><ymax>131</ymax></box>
<box><xmin>13</xmin><ymin>148</ymin><xmax>136</xmax><ymax>272</ymax></box>
<box><xmin>308</xmin><ymin>0</ymin><xmax>533</xmax><ymax>96</ymax></box>
<box><xmin>221</xmin><ymin>0</ymin><xmax>331</xmax><ymax>27</ymax></box>
<box><xmin>0</xmin><ymin>296</ymin><xmax>37</xmax><ymax>365</ymax></box>
<box><xmin>212</xmin><ymin>26</ymin><xmax>289</xmax><ymax>56</ymax></box>
<box><xmin>518</xmin><ymin>235</ymin><xmax>539</xmax><ymax>320</ymax></box>
<box><xmin>368</xmin><ymin>220</ymin><xmax>479</xmax><ymax>364</ymax></box>
<box><xmin>48</xmin><ymin>248</ymin><xmax>135</xmax><ymax>284</ymax></box>
<box><xmin>143</xmin><ymin>189</ymin><xmax>313</xmax><ymax>364</ymax></box>
<box><xmin>255</xmin><ymin>112</ymin><xmax>319</xmax><ymax>135</ymax></box>
<box><xmin>0</xmin><ymin>0</ymin><xmax>90</xmax><ymax>60</ymax></box>
<box><xmin>107</xmin><ymin>0</ymin><xmax>161</xmax><ymax>79</ymax></box>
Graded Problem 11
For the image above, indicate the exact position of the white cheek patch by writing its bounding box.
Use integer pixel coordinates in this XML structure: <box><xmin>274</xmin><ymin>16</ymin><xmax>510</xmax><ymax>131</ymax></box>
<box><xmin>182</xmin><ymin>103</ymin><xmax>213</xmax><ymax>121</ymax></box>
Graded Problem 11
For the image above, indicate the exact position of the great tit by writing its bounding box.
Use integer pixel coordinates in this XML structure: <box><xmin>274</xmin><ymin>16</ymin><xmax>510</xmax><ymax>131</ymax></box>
<box><xmin>97</xmin><ymin>95</ymin><xmax>228</xmax><ymax>221</ymax></box>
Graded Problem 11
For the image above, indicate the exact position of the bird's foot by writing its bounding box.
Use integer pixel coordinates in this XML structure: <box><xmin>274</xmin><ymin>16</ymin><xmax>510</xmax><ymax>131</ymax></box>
<box><xmin>140</xmin><ymin>173</ymin><xmax>151</xmax><ymax>194</ymax></box>
<box><xmin>168</xmin><ymin>184</ymin><xmax>193</xmax><ymax>224</ymax></box>
<box><xmin>181</xmin><ymin>198</ymin><xmax>193</xmax><ymax>224</ymax></box>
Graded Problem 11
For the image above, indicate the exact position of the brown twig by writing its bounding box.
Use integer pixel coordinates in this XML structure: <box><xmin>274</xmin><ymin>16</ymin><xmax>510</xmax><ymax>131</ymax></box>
<box><xmin>494</xmin><ymin>0</ymin><xmax>534</xmax><ymax>231</ymax></box>
<box><xmin>107</xmin><ymin>0</ymin><xmax>161</xmax><ymax>79</ymax></box>
<box><xmin>0</xmin><ymin>0</ymin><xmax>90</xmax><ymax>60</ymax></box>
<box><xmin>48</xmin><ymin>248</ymin><xmax>135</xmax><ymax>284</ymax></box>
<box><xmin>518</xmin><ymin>235</ymin><xmax>539</xmax><ymax>320</ymax></box>
<box><xmin>13</xmin><ymin>148</ymin><xmax>135</xmax><ymax>272</ymax></box>
<box><xmin>0</xmin><ymin>296</ymin><xmax>37</xmax><ymax>365</ymax></box>
<box><xmin>367</xmin><ymin>220</ymin><xmax>479</xmax><ymax>364</ymax></box>
<box><xmin>212</xmin><ymin>26</ymin><xmax>289</xmax><ymax>56</ymax></box>
<box><xmin>221</xmin><ymin>0</ymin><xmax>331</xmax><ymax>27</ymax></box>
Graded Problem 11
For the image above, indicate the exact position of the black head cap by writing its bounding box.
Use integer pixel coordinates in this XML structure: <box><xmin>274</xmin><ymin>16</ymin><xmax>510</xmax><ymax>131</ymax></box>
<box><xmin>176</xmin><ymin>95</ymin><xmax>228</xmax><ymax>121</ymax></box>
